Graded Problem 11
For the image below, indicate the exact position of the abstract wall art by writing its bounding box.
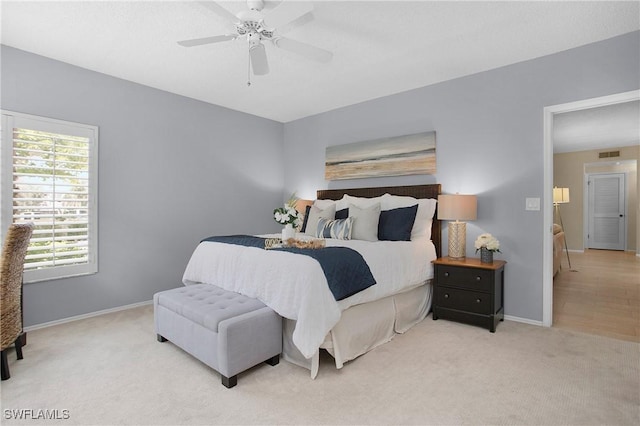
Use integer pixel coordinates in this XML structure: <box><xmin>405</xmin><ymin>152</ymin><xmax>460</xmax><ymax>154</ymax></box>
<box><xmin>325</xmin><ymin>131</ymin><xmax>436</xmax><ymax>180</ymax></box>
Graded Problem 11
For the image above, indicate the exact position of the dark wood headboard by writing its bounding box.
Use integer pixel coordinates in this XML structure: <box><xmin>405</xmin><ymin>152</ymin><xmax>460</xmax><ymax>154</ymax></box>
<box><xmin>317</xmin><ymin>184</ymin><xmax>442</xmax><ymax>258</ymax></box>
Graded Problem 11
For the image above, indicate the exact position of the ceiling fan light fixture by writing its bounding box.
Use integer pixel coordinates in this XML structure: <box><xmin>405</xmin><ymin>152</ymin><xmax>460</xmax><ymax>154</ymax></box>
<box><xmin>178</xmin><ymin>0</ymin><xmax>332</xmax><ymax>78</ymax></box>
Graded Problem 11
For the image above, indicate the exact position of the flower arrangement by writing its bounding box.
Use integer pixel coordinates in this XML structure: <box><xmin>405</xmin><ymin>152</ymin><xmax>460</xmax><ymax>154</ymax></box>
<box><xmin>273</xmin><ymin>193</ymin><xmax>301</xmax><ymax>228</ymax></box>
<box><xmin>475</xmin><ymin>233</ymin><xmax>501</xmax><ymax>253</ymax></box>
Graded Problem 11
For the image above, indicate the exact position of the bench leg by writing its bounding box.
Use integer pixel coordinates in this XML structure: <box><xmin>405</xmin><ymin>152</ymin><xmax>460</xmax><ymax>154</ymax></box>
<box><xmin>1</xmin><ymin>350</ymin><xmax>10</xmax><ymax>380</ymax></box>
<box><xmin>15</xmin><ymin>336</ymin><xmax>24</xmax><ymax>360</ymax></box>
<box><xmin>265</xmin><ymin>354</ymin><xmax>280</xmax><ymax>366</ymax></box>
<box><xmin>221</xmin><ymin>374</ymin><xmax>237</xmax><ymax>388</ymax></box>
<box><xmin>157</xmin><ymin>334</ymin><xmax>167</xmax><ymax>342</ymax></box>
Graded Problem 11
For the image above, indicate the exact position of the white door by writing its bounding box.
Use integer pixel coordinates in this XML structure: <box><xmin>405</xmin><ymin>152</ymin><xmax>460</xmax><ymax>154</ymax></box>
<box><xmin>587</xmin><ymin>173</ymin><xmax>626</xmax><ymax>250</ymax></box>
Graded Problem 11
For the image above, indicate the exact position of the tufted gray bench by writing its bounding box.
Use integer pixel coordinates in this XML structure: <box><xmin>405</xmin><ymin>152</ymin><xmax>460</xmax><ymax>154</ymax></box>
<box><xmin>154</xmin><ymin>284</ymin><xmax>282</xmax><ymax>388</ymax></box>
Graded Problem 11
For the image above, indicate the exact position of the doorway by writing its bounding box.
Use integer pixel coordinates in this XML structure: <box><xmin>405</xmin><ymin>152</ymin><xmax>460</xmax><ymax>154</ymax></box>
<box><xmin>586</xmin><ymin>172</ymin><xmax>626</xmax><ymax>250</ymax></box>
<box><xmin>542</xmin><ymin>89</ymin><xmax>640</xmax><ymax>328</ymax></box>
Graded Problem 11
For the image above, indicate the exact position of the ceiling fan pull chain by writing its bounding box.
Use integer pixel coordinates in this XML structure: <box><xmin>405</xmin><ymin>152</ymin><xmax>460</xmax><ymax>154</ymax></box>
<box><xmin>247</xmin><ymin>49</ymin><xmax>252</xmax><ymax>87</ymax></box>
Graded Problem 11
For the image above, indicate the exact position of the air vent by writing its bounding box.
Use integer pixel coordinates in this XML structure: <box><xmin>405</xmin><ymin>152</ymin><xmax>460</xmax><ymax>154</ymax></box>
<box><xmin>599</xmin><ymin>150</ymin><xmax>620</xmax><ymax>158</ymax></box>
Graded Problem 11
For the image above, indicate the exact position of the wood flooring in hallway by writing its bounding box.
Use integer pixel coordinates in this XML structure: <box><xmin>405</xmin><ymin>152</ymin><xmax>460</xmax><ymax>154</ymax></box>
<box><xmin>553</xmin><ymin>249</ymin><xmax>640</xmax><ymax>342</ymax></box>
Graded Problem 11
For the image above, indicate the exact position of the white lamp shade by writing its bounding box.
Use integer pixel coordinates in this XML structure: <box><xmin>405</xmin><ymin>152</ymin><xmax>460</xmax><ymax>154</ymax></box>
<box><xmin>437</xmin><ymin>194</ymin><xmax>477</xmax><ymax>221</ymax></box>
<box><xmin>553</xmin><ymin>187</ymin><xmax>570</xmax><ymax>204</ymax></box>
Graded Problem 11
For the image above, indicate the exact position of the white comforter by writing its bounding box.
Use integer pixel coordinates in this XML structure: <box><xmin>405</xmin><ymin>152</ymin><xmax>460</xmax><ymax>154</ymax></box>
<box><xmin>182</xmin><ymin>234</ymin><xmax>436</xmax><ymax>359</ymax></box>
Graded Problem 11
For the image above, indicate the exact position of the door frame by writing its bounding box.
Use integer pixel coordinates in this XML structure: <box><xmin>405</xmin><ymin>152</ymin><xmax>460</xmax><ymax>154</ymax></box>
<box><xmin>542</xmin><ymin>89</ymin><xmax>639</xmax><ymax>327</ymax></box>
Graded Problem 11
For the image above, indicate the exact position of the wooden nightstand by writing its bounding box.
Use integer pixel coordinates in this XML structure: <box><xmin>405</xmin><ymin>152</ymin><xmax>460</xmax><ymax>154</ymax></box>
<box><xmin>432</xmin><ymin>257</ymin><xmax>506</xmax><ymax>332</ymax></box>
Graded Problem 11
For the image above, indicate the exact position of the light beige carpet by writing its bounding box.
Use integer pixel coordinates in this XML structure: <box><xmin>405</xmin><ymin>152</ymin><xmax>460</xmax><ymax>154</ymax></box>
<box><xmin>1</xmin><ymin>305</ymin><xmax>638</xmax><ymax>425</ymax></box>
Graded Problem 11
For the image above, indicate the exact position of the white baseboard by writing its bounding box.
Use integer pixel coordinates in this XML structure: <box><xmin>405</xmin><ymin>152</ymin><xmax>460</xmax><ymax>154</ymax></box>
<box><xmin>566</xmin><ymin>249</ymin><xmax>584</xmax><ymax>253</ymax></box>
<box><xmin>25</xmin><ymin>302</ymin><xmax>549</xmax><ymax>331</ymax></box>
<box><xmin>24</xmin><ymin>300</ymin><xmax>153</xmax><ymax>332</ymax></box>
<box><xmin>504</xmin><ymin>315</ymin><xmax>544</xmax><ymax>327</ymax></box>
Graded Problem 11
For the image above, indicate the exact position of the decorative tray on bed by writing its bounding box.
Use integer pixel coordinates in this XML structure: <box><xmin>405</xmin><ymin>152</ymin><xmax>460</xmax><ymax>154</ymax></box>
<box><xmin>264</xmin><ymin>238</ymin><xmax>326</xmax><ymax>249</ymax></box>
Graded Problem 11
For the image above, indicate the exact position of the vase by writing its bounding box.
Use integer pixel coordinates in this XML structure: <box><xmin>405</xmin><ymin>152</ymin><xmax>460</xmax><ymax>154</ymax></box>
<box><xmin>480</xmin><ymin>247</ymin><xmax>493</xmax><ymax>264</ymax></box>
<box><xmin>282</xmin><ymin>223</ymin><xmax>295</xmax><ymax>242</ymax></box>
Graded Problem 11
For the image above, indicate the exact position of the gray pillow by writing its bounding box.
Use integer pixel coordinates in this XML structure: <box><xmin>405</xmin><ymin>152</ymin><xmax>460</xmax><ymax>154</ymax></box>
<box><xmin>304</xmin><ymin>204</ymin><xmax>336</xmax><ymax>236</ymax></box>
<box><xmin>348</xmin><ymin>203</ymin><xmax>381</xmax><ymax>241</ymax></box>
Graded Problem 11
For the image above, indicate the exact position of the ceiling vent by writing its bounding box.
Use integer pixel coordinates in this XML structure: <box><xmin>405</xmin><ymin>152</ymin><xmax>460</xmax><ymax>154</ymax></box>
<box><xmin>599</xmin><ymin>150</ymin><xmax>620</xmax><ymax>158</ymax></box>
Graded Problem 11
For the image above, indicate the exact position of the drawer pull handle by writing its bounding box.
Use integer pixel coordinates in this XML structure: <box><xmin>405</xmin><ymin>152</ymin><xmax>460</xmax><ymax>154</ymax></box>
<box><xmin>444</xmin><ymin>294</ymin><xmax>449</xmax><ymax>299</ymax></box>
<box><xmin>476</xmin><ymin>276</ymin><xmax>481</xmax><ymax>281</ymax></box>
<box><xmin>476</xmin><ymin>298</ymin><xmax>481</xmax><ymax>303</ymax></box>
<box><xmin>444</xmin><ymin>272</ymin><xmax>449</xmax><ymax>277</ymax></box>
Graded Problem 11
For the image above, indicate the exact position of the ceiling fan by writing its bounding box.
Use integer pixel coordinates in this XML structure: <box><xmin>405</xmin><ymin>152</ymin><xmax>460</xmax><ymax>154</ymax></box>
<box><xmin>178</xmin><ymin>0</ymin><xmax>333</xmax><ymax>78</ymax></box>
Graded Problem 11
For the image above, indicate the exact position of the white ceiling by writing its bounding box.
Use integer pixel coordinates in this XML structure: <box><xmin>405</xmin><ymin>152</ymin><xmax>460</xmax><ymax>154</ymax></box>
<box><xmin>553</xmin><ymin>101</ymin><xmax>640</xmax><ymax>154</ymax></box>
<box><xmin>1</xmin><ymin>1</ymin><xmax>639</xmax><ymax>124</ymax></box>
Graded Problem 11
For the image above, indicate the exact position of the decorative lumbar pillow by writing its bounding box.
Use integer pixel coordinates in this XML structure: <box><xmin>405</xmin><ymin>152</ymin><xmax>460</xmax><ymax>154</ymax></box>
<box><xmin>316</xmin><ymin>217</ymin><xmax>353</xmax><ymax>240</ymax></box>
<box><xmin>378</xmin><ymin>204</ymin><xmax>418</xmax><ymax>241</ymax></box>
<box><xmin>304</xmin><ymin>204</ymin><xmax>336</xmax><ymax>236</ymax></box>
<box><xmin>348</xmin><ymin>203</ymin><xmax>380</xmax><ymax>241</ymax></box>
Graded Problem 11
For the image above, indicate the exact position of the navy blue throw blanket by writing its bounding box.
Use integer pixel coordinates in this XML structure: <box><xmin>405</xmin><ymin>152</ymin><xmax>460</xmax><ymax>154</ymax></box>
<box><xmin>201</xmin><ymin>235</ymin><xmax>376</xmax><ymax>301</ymax></box>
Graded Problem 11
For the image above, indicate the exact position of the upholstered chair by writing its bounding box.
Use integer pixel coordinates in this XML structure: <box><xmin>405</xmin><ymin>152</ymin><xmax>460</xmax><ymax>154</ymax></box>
<box><xmin>1</xmin><ymin>223</ymin><xmax>33</xmax><ymax>380</ymax></box>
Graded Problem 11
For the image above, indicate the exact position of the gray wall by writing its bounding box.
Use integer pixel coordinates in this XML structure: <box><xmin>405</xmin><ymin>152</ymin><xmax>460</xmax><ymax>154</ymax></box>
<box><xmin>1</xmin><ymin>46</ymin><xmax>284</xmax><ymax>327</ymax></box>
<box><xmin>283</xmin><ymin>31</ymin><xmax>640</xmax><ymax>322</ymax></box>
<box><xmin>2</xmin><ymin>31</ymin><xmax>639</xmax><ymax>327</ymax></box>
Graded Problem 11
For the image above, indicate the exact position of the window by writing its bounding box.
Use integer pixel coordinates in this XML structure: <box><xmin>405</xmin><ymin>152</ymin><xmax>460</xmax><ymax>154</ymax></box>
<box><xmin>1</xmin><ymin>111</ymin><xmax>98</xmax><ymax>282</ymax></box>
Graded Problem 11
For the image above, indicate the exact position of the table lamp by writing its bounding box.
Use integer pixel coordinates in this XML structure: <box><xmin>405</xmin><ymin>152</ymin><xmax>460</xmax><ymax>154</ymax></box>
<box><xmin>437</xmin><ymin>194</ymin><xmax>478</xmax><ymax>259</ymax></box>
<box><xmin>553</xmin><ymin>187</ymin><xmax>572</xmax><ymax>269</ymax></box>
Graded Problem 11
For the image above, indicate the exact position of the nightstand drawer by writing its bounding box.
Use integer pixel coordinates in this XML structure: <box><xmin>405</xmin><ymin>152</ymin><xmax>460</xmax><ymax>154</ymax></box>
<box><xmin>435</xmin><ymin>287</ymin><xmax>491</xmax><ymax>315</ymax></box>
<box><xmin>436</xmin><ymin>267</ymin><xmax>492</xmax><ymax>292</ymax></box>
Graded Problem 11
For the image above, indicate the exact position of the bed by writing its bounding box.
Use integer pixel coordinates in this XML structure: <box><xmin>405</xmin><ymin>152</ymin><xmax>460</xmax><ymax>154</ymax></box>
<box><xmin>182</xmin><ymin>184</ymin><xmax>441</xmax><ymax>378</ymax></box>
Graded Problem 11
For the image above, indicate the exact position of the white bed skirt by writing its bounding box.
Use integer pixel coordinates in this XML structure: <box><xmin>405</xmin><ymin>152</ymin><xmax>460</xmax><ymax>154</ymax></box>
<box><xmin>282</xmin><ymin>282</ymin><xmax>432</xmax><ymax>378</ymax></box>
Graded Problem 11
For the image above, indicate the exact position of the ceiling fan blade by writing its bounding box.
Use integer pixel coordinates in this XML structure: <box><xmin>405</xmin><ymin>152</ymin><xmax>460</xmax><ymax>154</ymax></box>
<box><xmin>197</xmin><ymin>1</ymin><xmax>240</xmax><ymax>25</ymax></box>
<box><xmin>177</xmin><ymin>34</ymin><xmax>237</xmax><ymax>47</ymax></box>
<box><xmin>273</xmin><ymin>37</ymin><xmax>333</xmax><ymax>63</ymax></box>
<box><xmin>250</xmin><ymin>44</ymin><xmax>269</xmax><ymax>75</ymax></box>
<box><xmin>263</xmin><ymin>1</ymin><xmax>313</xmax><ymax>30</ymax></box>
<box><xmin>276</xmin><ymin>11</ymin><xmax>315</xmax><ymax>35</ymax></box>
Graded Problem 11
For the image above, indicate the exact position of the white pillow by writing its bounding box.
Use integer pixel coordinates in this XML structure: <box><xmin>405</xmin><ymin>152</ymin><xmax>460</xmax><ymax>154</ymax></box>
<box><xmin>348</xmin><ymin>203</ymin><xmax>380</xmax><ymax>241</ymax></box>
<box><xmin>336</xmin><ymin>194</ymin><xmax>383</xmax><ymax>211</ymax></box>
<box><xmin>380</xmin><ymin>194</ymin><xmax>437</xmax><ymax>240</ymax></box>
<box><xmin>304</xmin><ymin>204</ymin><xmax>336</xmax><ymax>236</ymax></box>
<box><xmin>313</xmin><ymin>199</ymin><xmax>336</xmax><ymax>210</ymax></box>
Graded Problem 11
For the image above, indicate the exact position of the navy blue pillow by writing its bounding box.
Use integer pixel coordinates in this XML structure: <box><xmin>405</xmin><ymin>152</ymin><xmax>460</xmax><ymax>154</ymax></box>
<box><xmin>300</xmin><ymin>205</ymin><xmax>312</xmax><ymax>233</ymax></box>
<box><xmin>335</xmin><ymin>208</ymin><xmax>349</xmax><ymax>219</ymax></box>
<box><xmin>378</xmin><ymin>204</ymin><xmax>418</xmax><ymax>241</ymax></box>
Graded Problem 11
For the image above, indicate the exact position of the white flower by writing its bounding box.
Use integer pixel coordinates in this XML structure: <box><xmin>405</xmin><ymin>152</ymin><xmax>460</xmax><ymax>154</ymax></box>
<box><xmin>273</xmin><ymin>193</ymin><xmax>301</xmax><ymax>226</ymax></box>
<box><xmin>286</xmin><ymin>206</ymin><xmax>297</xmax><ymax>216</ymax></box>
<box><xmin>475</xmin><ymin>233</ymin><xmax>501</xmax><ymax>253</ymax></box>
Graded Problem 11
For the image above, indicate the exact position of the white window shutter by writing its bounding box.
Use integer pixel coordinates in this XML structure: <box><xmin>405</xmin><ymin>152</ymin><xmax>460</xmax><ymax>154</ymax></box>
<box><xmin>1</xmin><ymin>111</ymin><xmax>98</xmax><ymax>282</ymax></box>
